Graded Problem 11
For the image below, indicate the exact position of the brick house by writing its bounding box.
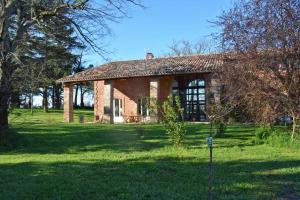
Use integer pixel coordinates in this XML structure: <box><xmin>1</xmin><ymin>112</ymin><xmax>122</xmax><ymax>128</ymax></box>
<box><xmin>57</xmin><ymin>53</ymin><xmax>223</xmax><ymax>123</ymax></box>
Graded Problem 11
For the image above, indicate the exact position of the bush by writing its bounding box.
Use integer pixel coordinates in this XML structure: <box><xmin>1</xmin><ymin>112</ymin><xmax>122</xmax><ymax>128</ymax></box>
<box><xmin>254</xmin><ymin>126</ymin><xmax>273</xmax><ymax>143</ymax></box>
<box><xmin>266</xmin><ymin>130</ymin><xmax>300</xmax><ymax>148</ymax></box>
<box><xmin>214</xmin><ymin>123</ymin><xmax>227</xmax><ymax>138</ymax></box>
<box><xmin>266</xmin><ymin>132</ymin><xmax>290</xmax><ymax>147</ymax></box>
<box><xmin>161</xmin><ymin>95</ymin><xmax>187</xmax><ymax>146</ymax></box>
<box><xmin>254</xmin><ymin>126</ymin><xmax>300</xmax><ymax>148</ymax></box>
<box><xmin>210</xmin><ymin>104</ymin><xmax>229</xmax><ymax>138</ymax></box>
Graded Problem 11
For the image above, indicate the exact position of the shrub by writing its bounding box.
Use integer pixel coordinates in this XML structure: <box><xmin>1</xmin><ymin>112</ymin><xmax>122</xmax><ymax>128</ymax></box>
<box><xmin>254</xmin><ymin>126</ymin><xmax>273</xmax><ymax>143</ymax></box>
<box><xmin>266</xmin><ymin>131</ymin><xmax>291</xmax><ymax>147</ymax></box>
<box><xmin>266</xmin><ymin>130</ymin><xmax>300</xmax><ymax>148</ymax></box>
<box><xmin>214</xmin><ymin>122</ymin><xmax>227</xmax><ymax>138</ymax></box>
<box><xmin>210</xmin><ymin>102</ymin><xmax>231</xmax><ymax>137</ymax></box>
<box><xmin>161</xmin><ymin>95</ymin><xmax>187</xmax><ymax>146</ymax></box>
<box><xmin>254</xmin><ymin>126</ymin><xmax>300</xmax><ymax>148</ymax></box>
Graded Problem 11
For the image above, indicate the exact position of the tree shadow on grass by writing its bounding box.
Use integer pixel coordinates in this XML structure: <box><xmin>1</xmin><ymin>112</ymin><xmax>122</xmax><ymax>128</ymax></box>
<box><xmin>1</xmin><ymin>122</ymin><xmax>259</xmax><ymax>154</ymax></box>
<box><xmin>0</xmin><ymin>157</ymin><xmax>299</xmax><ymax>200</ymax></box>
<box><xmin>2</xmin><ymin>123</ymin><xmax>171</xmax><ymax>154</ymax></box>
<box><xmin>185</xmin><ymin>124</ymin><xmax>256</xmax><ymax>149</ymax></box>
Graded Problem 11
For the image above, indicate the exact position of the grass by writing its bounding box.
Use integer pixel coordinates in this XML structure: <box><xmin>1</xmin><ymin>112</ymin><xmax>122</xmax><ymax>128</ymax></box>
<box><xmin>0</xmin><ymin>109</ymin><xmax>299</xmax><ymax>199</ymax></box>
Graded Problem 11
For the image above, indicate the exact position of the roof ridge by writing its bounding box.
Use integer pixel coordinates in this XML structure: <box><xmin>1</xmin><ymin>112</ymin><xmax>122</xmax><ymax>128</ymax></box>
<box><xmin>94</xmin><ymin>52</ymin><xmax>224</xmax><ymax>68</ymax></box>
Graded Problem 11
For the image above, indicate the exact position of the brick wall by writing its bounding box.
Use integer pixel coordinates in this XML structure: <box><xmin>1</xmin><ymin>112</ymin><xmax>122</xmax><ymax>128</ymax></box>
<box><xmin>93</xmin><ymin>76</ymin><xmax>175</xmax><ymax>122</ymax></box>
<box><xmin>94</xmin><ymin>80</ymin><xmax>104</xmax><ymax>121</ymax></box>
<box><xmin>63</xmin><ymin>83</ymin><xmax>74</xmax><ymax>122</ymax></box>
<box><xmin>114</xmin><ymin>77</ymin><xmax>150</xmax><ymax>117</ymax></box>
<box><xmin>159</xmin><ymin>76</ymin><xmax>174</xmax><ymax>103</ymax></box>
<box><xmin>93</xmin><ymin>74</ymin><xmax>214</xmax><ymax>123</ymax></box>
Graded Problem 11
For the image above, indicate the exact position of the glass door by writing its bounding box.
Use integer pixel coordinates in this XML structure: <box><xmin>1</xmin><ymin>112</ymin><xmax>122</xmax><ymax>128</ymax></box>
<box><xmin>113</xmin><ymin>99</ymin><xmax>124</xmax><ymax>123</ymax></box>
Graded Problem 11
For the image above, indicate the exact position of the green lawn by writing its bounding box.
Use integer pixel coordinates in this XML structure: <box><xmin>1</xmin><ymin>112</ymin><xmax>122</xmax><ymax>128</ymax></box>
<box><xmin>1</xmin><ymin>109</ymin><xmax>299</xmax><ymax>199</ymax></box>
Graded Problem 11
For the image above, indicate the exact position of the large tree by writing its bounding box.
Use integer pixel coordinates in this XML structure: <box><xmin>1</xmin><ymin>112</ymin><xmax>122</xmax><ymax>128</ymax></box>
<box><xmin>215</xmin><ymin>0</ymin><xmax>300</xmax><ymax>139</ymax></box>
<box><xmin>0</xmin><ymin>0</ymin><xmax>141</xmax><ymax>132</ymax></box>
<box><xmin>13</xmin><ymin>21</ymin><xmax>81</xmax><ymax>112</ymax></box>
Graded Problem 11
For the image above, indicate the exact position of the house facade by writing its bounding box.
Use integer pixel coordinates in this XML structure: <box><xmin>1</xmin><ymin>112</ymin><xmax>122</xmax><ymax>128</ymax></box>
<box><xmin>57</xmin><ymin>53</ymin><xmax>223</xmax><ymax>123</ymax></box>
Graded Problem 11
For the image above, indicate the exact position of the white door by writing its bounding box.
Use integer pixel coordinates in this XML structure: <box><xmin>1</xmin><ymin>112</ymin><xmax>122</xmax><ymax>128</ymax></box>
<box><xmin>113</xmin><ymin>99</ymin><xmax>124</xmax><ymax>123</ymax></box>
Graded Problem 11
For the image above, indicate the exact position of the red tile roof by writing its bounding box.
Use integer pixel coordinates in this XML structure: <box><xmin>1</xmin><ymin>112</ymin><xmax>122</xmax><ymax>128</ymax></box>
<box><xmin>57</xmin><ymin>53</ymin><xmax>225</xmax><ymax>83</ymax></box>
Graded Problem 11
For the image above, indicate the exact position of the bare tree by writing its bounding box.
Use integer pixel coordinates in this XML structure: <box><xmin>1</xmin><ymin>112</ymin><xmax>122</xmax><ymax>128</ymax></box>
<box><xmin>214</xmin><ymin>0</ymin><xmax>300</xmax><ymax>139</ymax></box>
<box><xmin>167</xmin><ymin>39</ymin><xmax>212</xmax><ymax>56</ymax></box>
<box><xmin>0</xmin><ymin>0</ymin><xmax>142</xmax><ymax>132</ymax></box>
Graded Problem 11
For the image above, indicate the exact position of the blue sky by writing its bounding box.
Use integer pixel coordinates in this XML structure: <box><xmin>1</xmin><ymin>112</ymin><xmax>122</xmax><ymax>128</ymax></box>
<box><xmin>83</xmin><ymin>0</ymin><xmax>234</xmax><ymax>66</ymax></box>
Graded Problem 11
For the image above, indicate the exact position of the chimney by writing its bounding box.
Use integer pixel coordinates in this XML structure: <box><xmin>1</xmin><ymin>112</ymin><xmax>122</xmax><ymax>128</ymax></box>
<box><xmin>146</xmin><ymin>52</ymin><xmax>154</xmax><ymax>60</ymax></box>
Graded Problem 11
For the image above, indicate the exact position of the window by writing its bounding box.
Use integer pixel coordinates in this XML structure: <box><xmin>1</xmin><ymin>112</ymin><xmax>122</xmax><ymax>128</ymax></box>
<box><xmin>184</xmin><ymin>79</ymin><xmax>206</xmax><ymax>121</ymax></box>
<box><xmin>172</xmin><ymin>80</ymin><xmax>179</xmax><ymax>96</ymax></box>
<box><xmin>183</xmin><ymin>79</ymin><xmax>206</xmax><ymax>121</ymax></box>
<box><xmin>115</xmin><ymin>99</ymin><xmax>119</xmax><ymax>117</ymax></box>
<box><xmin>172</xmin><ymin>79</ymin><xmax>206</xmax><ymax>121</ymax></box>
<box><xmin>138</xmin><ymin>98</ymin><xmax>149</xmax><ymax>117</ymax></box>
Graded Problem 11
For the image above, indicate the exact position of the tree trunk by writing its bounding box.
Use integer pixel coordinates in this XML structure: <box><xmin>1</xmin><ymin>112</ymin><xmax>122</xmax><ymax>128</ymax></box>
<box><xmin>55</xmin><ymin>87</ymin><xmax>61</xmax><ymax>109</ymax></box>
<box><xmin>53</xmin><ymin>84</ymin><xmax>61</xmax><ymax>109</ymax></box>
<box><xmin>0</xmin><ymin>61</ymin><xmax>10</xmax><ymax>132</ymax></box>
<box><xmin>24</xmin><ymin>95</ymin><xmax>27</xmax><ymax>108</ymax></box>
<box><xmin>80</xmin><ymin>86</ymin><xmax>84</xmax><ymax>108</ymax></box>
<box><xmin>28</xmin><ymin>95</ymin><xmax>31</xmax><ymax>109</ymax></box>
<box><xmin>42</xmin><ymin>86</ymin><xmax>48</xmax><ymax>112</ymax></box>
<box><xmin>74</xmin><ymin>84</ymin><xmax>79</xmax><ymax>108</ymax></box>
<box><xmin>30</xmin><ymin>92</ymin><xmax>33</xmax><ymax>115</ymax></box>
<box><xmin>10</xmin><ymin>91</ymin><xmax>21</xmax><ymax>108</ymax></box>
<box><xmin>291</xmin><ymin>112</ymin><xmax>297</xmax><ymax>141</ymax></box>
<box><xmin>80</xmin><ymin>93</ymin><xmax>84</xmax><ymax>108</ymax></box>
<box><xmin>0</xmin><ymin>85</ymin><xmax>8</xmax><ymax>132</ymax></box>
<box><xmin>52</xmin><ymin>85</ymin><xmax>55</xmax><ymax>109</ymax></box>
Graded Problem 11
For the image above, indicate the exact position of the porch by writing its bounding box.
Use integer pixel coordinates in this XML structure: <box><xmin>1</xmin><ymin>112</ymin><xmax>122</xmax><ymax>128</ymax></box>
<box><xmin>62</xmin><ymin>73</ymin><xmax>219</xmax><ymax>124</ymax></box>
